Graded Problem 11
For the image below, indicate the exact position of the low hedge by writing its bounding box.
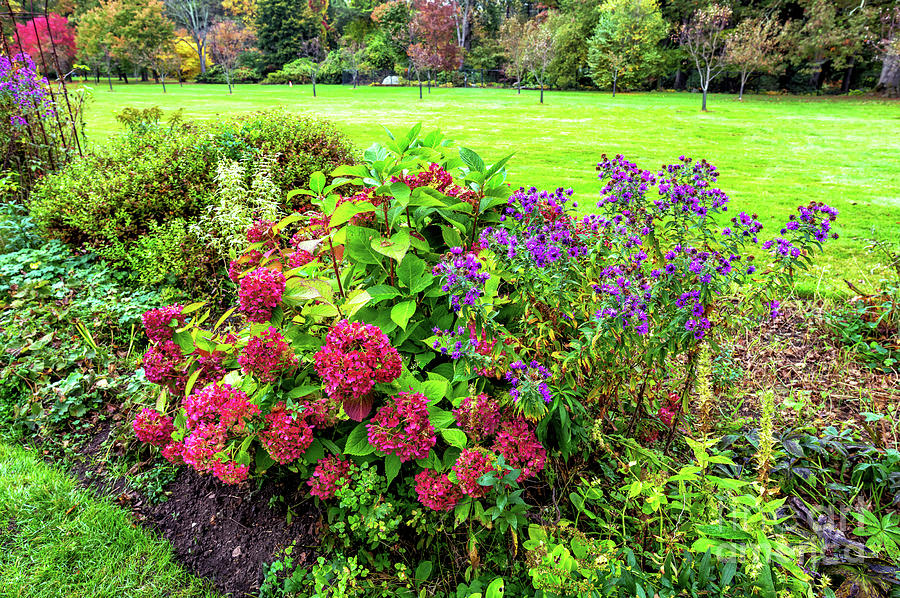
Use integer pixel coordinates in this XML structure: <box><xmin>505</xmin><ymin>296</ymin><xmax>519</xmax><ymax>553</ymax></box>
<box><xmin>29</xmin><ymin>110</ymin><xmax>356</xmax><ymax>287</ymax></box>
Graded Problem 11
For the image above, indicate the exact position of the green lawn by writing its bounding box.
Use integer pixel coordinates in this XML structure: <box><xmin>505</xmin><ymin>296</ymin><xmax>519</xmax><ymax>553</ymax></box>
<box><xmin>78</xmin><ymin>82</ymin><xmax>900</xmax><ymax>296</ymax></box>
<box><xmin>0</xmin><ymin>442</ymin><xmax>217</xmax><ymax>598</ymax></box>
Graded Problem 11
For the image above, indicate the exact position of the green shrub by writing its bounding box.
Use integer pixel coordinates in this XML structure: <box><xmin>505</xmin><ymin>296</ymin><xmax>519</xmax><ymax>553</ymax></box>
<box><xmin>195</xmin><ymin>64</ymin><xmax>263</xmax><ymax>84</ymax></box>
<box><xmin>29</xmin><ymin>110</ymin><xmax>356</xmax><ymax>286</ymax></box>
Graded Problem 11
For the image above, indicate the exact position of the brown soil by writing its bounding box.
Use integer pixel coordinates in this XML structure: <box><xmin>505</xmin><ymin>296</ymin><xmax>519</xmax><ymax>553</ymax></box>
<box><xmin>71</xmin><ymin>423</ymin><xmax>323</xmax><ymax>597</ymax></box>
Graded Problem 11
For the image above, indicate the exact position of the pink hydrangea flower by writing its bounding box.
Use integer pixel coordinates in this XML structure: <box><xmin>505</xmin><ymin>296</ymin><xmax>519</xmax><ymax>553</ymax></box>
<box><xmin>288</xmin><ymin>249</ymin><xmax>315</xmax><ymax>269</ymax></box>
<box><xmin>181</xmin><ymin>423</ymin><xmax>227</xmax><ymax>474</ymax></box>
<box><xmin>367</xmin><ymin>391</ymin><xmax>436</xmax><ymax>462</ymax></box>
<box><xmin>414</xmin><ymin>470</ymin><xmax>462</xmax><ymax>512</ymax></box>
<box><xmin>307</xmin><ymin>456</ymin><xmax>354</xmax><ymax>500</ymax></box>
<box><xmin>132</xmin><ymin>408</ymin><xmax>174</xmax><ymax>447</ymax></box>
<box><xmin>142</xmin><ymin>305</ymin><xmax>185</xmax><ymax>343</ymax></box>
<box><xmin>301</xmin><ymin>395</ymin><xmax>341</xmax><ymax>428</ymax></box>
<box><xmin>314</xmin><ymin>320</ymin><xmax>401</xmax><ymax>420</ymax></box>
<box><xmin>259</xmin><ymin>402</ymin><xmax>314</xmax><ymax>464</ymax></box>
<box><xmin>238</xmin><ymin>267</ymin><xmax>286</xmax><ymax>323</ymax></box>
<box><xmin>492</xmin><ymin>418</ymin><xmax>547</xmax><ymax>482</ymax></box>
<box><xmin>238</xmin><ymin>327</ymin><xmax>298</xmax><ymax>382</ymax></box>
<box><xmin>192</xmin><ymin>351</ymin><xmax>226</xmax><ymax>387</ymax></box>
<box><xmin>246</xmin><ymin>219</ymin><xmax>275</xmax><ymax>246</ymax></box>
<box><xmin>212</xmin><ymin>460</ymin><xmax>250</xmax><ymax>485</ymax></box>
<box><xmin>143</xmin><ymin>340</ymin><xmax>186</xmax><ymax>392</ymax></box>
<box><xmin>161</xmin><ymin>441</ymin><xmax>184</xmax><ymax>464</ymax></box>
<box><xmin>453</xmin><ymin>394</ymin><xmax>502</xmax><ymax>442</ymax></box>
<box><xmin>452</xmin><ymin>448</ymin><xmax>501</xmax><ymax>498</ymax></box>
<box><xmin>184</xmin><ymin>383</ymin><xmax>258</xmax><ymax>430</ymax></box>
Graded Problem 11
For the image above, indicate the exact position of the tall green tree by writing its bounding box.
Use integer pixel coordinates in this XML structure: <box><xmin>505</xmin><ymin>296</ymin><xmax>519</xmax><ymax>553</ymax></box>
<box><xmin>256</xmin><ymin>0</ymin><xmax>323</xmax><ymax>68</ymax></box>
<box><xmin>725</xmin><ymin>16</ymin><xmax>782</xmax><ymax>100</ymax></box>
<box><xmin>678</xmin><ymin>2</ymin><xmax>731</xmax><ymax>111</ymax></box>
<box><xmin>587</xmin><ymin>0</ymin><xmax>668</xmax><ymax>96</ymax></box>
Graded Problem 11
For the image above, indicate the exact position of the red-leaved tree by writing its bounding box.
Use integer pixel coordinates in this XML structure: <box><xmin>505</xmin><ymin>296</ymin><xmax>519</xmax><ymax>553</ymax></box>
<box><xmin>15</xmin><ymin>14</ymin><xmax>77</xmax><ymax>77</ymax></box>
<box><xmin>407</xmin><ymin>0</ymin><xmax>461</xmax><ymax>95</ymax></box>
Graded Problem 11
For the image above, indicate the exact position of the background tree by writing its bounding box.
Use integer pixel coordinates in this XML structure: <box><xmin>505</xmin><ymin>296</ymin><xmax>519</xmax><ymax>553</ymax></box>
<box><xmin>523</xmin><ymin>15</ymin><xmax>557</xmax><ymax>104</ymax></box>
<box><xmin>148</xmin><ymin>40</ymin><xmax>181</xmax><ymax>92</ymax></box>
<box><xmin>296</xmin><ymin>37</ymin><xmax>330</xmax><ymax>97</ymax></box>
<box><xmin>725</xmin><ymin>16</ymin><xmax>781</xmax><ymax>100</ymax></box>
<box><xmin>876</xmin><ymin>5</ymin><xmax>900</xmax><ymax>94</ymax></box>
<box><xmin>164</xmin><ymin>0</ymin><xmax>213</xmax><ymax>74</ymax></box>
<box><xmin>340</xmin><ymin>39</ymin><xmax>366</xmax><ymax>88</ymax></box>
<box><xmin>499</xmin><ymin>17</ymin><xmax>528</xmax><ymax>93</ymax></box>
<box><xmin>110</xmin><ymin>0</ymin><xmax>176</xmax><ymax>83</ymax></box>
<box><xmin>208</xmin><ymin>19</ymin><xmax>255</xmax><ymax>93</ymax></box>
<box><xmin>256</xmin><ymin>0</ymin><xmax>324</xmax><ymax>69</ymax></box>
<box><xmin>14</xmin><ymin>14</ymin><xmax>77</xmax><ymax>77</ymax></box>
<box><xmin>76</xmin><ymin>4</ymin><xmax>117</xmax><ymax>90</ymax></box>
<box><xmin>546</xmin><ymin>0</ymin><xmax>598</xmax><ymax>89</ymax></box>
<box><xmin>405</xmin><ymin>0</ymin><xmax>461</xmax><ymax>92</ymax></box>
<box><xmin>678</xmin><ymin>2</ymin><xmax>731</xmax><ymax>111</ymax></box>
<box><xmin>587</xmin><ymin>0</ymin><xmax>668</xmax><ymax>97</ymax></box>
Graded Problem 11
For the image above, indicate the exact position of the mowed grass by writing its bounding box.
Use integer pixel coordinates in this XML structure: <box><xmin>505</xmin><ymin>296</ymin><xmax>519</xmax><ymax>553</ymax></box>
<box><xmin>78</xmin><ymin>82</ymin><xmax>900</xmax><ymax>296</ymax></box>
<box><xmin>0</xmin><ymin>442</ymin><xmax>217</xmax><ymax>598</ymax></box>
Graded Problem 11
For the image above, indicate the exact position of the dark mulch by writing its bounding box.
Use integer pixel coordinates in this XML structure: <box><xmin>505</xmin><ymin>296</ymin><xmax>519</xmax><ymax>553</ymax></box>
<box><xmin>130</xmin><ymin>468</ymin><xmax>322</xmax><ymax>596</ymax></box>
<box><xmin>70</xmin><ymin>420</ymin><xmax>323</xmax><ymax>597</ymax></box>
<box><xmin>1</xmin><ymin>520</ymin><xmax>17</xmax><ymax>549</ymax></box>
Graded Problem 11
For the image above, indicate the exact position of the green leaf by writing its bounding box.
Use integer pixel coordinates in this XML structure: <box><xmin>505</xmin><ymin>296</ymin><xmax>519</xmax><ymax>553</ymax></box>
<box><xmin>454</xmin><ymin>498</ymin><xmax>472</xmax><ymax>527</ymax></box>
<box><xmin>331</xmin><ymin>200</ymin><xmax>377</xmax><ymax>229</ymax></box>
<box><xmin>414</xmin><ymin>560</ymin><xmax>433</xmax><ymax>583</ymax></box>
<box><xmin>459</xmin><ymin>147</ymin><xmax>485</xmax><ymax>173</ymax></box>
<box><xmin>427</xmin><ymin>407</ymin><xmax>455</xmax><ymax>430</ymax></box>
<box><xmin>485</xmin><ymin>578</ymin><xmax>504</xmax><ymax>598</ymax></box>
<box><xmin>398</xmin><ymin>253</ymin><xmax>428</xmax><ymax>291</ymax></box>
<box><xmin>371</xmin><ymin>230</ymin><xmax>410</xmax><ymax>263</ymax></box>
<box><xmin>172</xmin><ymin>330</ymin><xmax>194</xmax><ymax>354</ymax></box>
<box><xmin>695</xmin><ymin>524</ymin><xmax>753</xmax><ymax>540</ymax></box>
<box><xmin>255</xmin><ymin>448</ymin><xmax>276</xmax><ymax>473</ymax></box>
<box><xmin>440</xmin><ymin>225</ymin><xmax>463</xmax><ymax>248</ymax></box>
<box><xmin>303</xmin><ymin>439</ymin><xmax>325</xmax><ymax>464</ymax></box>
<box><xmin>309</xmin><ymin>171</ymin><xmax>326</xmax><ymax>194</ymax></box>
<box><xmin>344</xmin><ymin>423</ymin><xmax>375</xmax><ymax>456</ymax></box>
<box><xmin>366</xmin><ymin>284</ymin><xmax>402</xmax><ymax>304</ymax></box>
<box><xmin>391</xmin><ymin>301</ymin><xmax>417</xmax><ymax>330</ymax></box>
<box><xmin>441</xmin><ymin>428</ymin><xmax>467</xmax><ymax>449</ymax></box>
<box><xmin>390</xmin><ymin>181</ymin><xmax>411</xmax><ymax>204</ymax></box>
<box><xmin>385</xmin><ymin>454</ymin><xmax>401</xmax><ymax>487</ymax></box>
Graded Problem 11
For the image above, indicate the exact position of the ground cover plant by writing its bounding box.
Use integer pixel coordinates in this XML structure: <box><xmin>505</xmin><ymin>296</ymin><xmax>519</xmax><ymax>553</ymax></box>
<box><xmin>119</xmin><ymin>124</ymin><xmax>900</xmax><ymax>597</ymax></box>
<box><xmin>75</xmin><ymin>84</ymin><xmax>900</xmax><ymax>298</ymax></box>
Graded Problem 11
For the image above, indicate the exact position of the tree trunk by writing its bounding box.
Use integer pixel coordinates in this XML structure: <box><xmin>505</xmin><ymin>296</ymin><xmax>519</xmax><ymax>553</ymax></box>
<box><xmin>427</xmin><ymin>71</ymin><xmax>431</xmax><ymax>93</ymax></box>
<box><xmin>227</xmin><ymin>72</ymin><xmax>233</xmax><ymax>94</ymax></box>
<box><xmin>517</xmin><ymin>77</ymin><xmax>521</xmax><ymax>94</ymax></box>
<box><xmin>121</xmin><ymin>72</ymin><xmax>128</xmax><ymax>84</ymax></box>
<box><xmin>612</xmin><ymin>70</ymin><xmax>617</xmax><ymax>97</ymax></box>
<box><xmin>701</xmin><ymin>87</ymin><xmax>708</xmax><ymax>111</ymax></box>
<box><xmin>877</xmin><ymin>51</ymin><xmax>900</xmax><ymax>94</ymax></box>
<box><xmin>540</xmin><ymin>81</ymin><xmax>544</xmax><ymax>104</ymax></box>
<box><xmin>739</xmin><ymin>71</ymin><xmax>747</xmax><ymax>101</ymax></box>
<box><xmin>674</xmin><ymin>68</ymin><xmax>683</xmax><ymax>90</ymax></box>
<box><xmin>418</xmin><ymin>72</ymin><xmax>422</xmax><ymax>99</ymax></box>
<box><xmin>160</xmin><ymin>74</ymin><xmax>166</xmax><ymax>93</ymax></box>
<box><xmin>312</xmin><ymin>73</ymin><xmax>316</xmax><ymax>97</ymax></box>
<box><xmin>841</xmin><ymin>58</ymin><xmax>855</xmax><ymax>94</ymax></box>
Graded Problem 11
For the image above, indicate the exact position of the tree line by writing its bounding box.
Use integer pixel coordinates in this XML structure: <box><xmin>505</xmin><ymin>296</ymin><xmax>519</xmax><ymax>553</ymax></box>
<box><xmin>6</xmin><ymin>0</ymin><xmax>900</xmax><ymax>102</ymax></box>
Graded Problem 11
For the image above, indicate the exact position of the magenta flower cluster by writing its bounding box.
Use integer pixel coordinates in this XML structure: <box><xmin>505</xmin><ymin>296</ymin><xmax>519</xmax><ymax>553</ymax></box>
<box><xmin>308</xmin><ymin>455</ymin><xmax>355</xmax><ymax>500</ymax></box>
<box><xmin>314</xmin><ymin>320</ymin><xmax>402</xmax><ymax>402</ymax></box>
<box><xmin>367</xmin><ymin>391</ymin><xmax>436</xmax><ymax>462</ymax></box>
<box><xmin>452</xmin><ymin>448</ymin><xmax>501</xmax><ymax>498</ymax></box>
<box><xmin>143</xmin><ymin>340</ymin><xmax>186</xmax><ymax>393</ymax></box>
<box><xmin>238</xmin><ymin>267</ymin><xmax>286</xmax><ymax>323</ymax></box>
<box><xmin>492</xmin><ymin>419</ymin><xmax>547</xmax><ymax>482</ymax></box>
<box><xmin>142</xmin><ymin>305</ymin><xmax>185</xmax><ymax>343</ymax></box>
<box><xmin>238</xmin><ymin>327</ymin><xmax>298</xmax><ymax>382</ymax></box>
<box><xmin>132</xmin><ymin>408</ymin><xmax>175</xmax><ymax>447</ymax></box>
<box><xmin>414</xmin><ymin>470</ymin><xmax>463</xmax><ymax>511</ymax></box>
<box><xmin>452</xmin><ymin>394</ymin><xmax>502</xmax><ymax>442</ymax></box>
<box><xmin>259</xmin><ymin>402</ymin><xmax>314</xmax><ymax>464</ymax></box>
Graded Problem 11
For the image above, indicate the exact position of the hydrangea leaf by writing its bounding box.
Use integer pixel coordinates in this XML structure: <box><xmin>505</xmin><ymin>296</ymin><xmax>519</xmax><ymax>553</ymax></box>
<box><xmin>390</xmin><ymin>301</ymin><xmax>416</xmax><ymax>331</ymax></box>
<box><xmin>344</xmin><ymin>422</ymin><xmax>376</xmax><ymax>454</ymax></box>
<box><xmin>441</xmin><ymin>428</ymin><xmax>467</xmax><ymax>449</ymax></box>
<box><xmin>385</xmin><ymin>454</ymin><xmax>401</xmax><ymax>487</ymax></box>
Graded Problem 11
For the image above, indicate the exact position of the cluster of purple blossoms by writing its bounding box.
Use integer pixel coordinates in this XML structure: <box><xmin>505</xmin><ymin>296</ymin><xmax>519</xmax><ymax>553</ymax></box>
<box><xmin>654</xmin><ymin>156</ymin><xmax>728</xmax><ymax>217</ymax></box>
<box><xmin>432</xmin><ymin>247</ymin><xmax>490</xmax><ymax>312</ymax></box>
<box><xmin>596</xmin><ymin>155</ymin><xmax>656</xmax><ymax>211</ymax></box>
<box><xmin>676</xmin><ymin>290</ymin><xmax>712</xmax><ymax>339</ymax></box>
<box><xmin>730</xmin><ymin>212</ymin><xmax>764</xmax><ymax>244</ymax></box>
<box><xmin>503</xmin><ymin>186</ymin><xmax>576</xmax><ymax>224</ymax></box>
<box><xmin>594</xmin><ymin>268</ymin><xmax>651</xmax><ymax>335</ymax></box>
<box><xmin>765</xmin><ymin>202</ymin><xmax>840</xmax><ymax>262</ymax></box>
<box><xmin>506</xmin><ymin>360</ymin><xmax>552</xmax><ymax>404</ymax></box>
<box><xmin>0</xmin><ymin>53</ymin><xmax>54</xmax><ymax>127</ymax></box>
